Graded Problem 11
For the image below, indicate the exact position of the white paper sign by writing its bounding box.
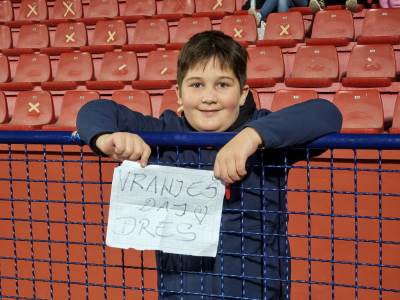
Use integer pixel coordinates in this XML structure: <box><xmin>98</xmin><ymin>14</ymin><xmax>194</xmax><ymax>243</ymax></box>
<box><xmin>106</xmin><ymin>161</ymin><xmax>225</xmax><ymax>257</ymax></box>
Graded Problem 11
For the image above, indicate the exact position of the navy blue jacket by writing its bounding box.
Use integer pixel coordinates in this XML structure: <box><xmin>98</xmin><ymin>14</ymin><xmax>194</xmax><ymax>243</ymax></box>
<box><xmin>77</xmin><ymin>98</ymin><xmax>342</xmax><ymax>299</ymax></box>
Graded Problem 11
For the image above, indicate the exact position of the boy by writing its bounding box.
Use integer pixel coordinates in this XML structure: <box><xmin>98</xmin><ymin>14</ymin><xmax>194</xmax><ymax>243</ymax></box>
<box><xmin>77</xmin><ymin>30</ymin><xmax>342</xmax><ymax>299</ymax></box>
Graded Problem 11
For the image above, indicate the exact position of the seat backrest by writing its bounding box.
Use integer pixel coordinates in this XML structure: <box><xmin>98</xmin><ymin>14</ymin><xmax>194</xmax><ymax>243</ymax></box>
<box><xmin>271</xmin><ymin>90</ymin><xmax>319</xmax><ymax>112</ymax></box>
<box><xmin>291</xmin><ymin>45</ymin><xmax>338</xmax><ymax>79</ymax></box>
<box><xmin>53</xmin><ymin>22</ymin><xmax>87</xmax><ymax>48</ymax></box>
<box><xmin>263</xmin><ymin>12</ymin><xmax>305</xmax><ymax>42</ymax></box>
<box><xmin>16</xmin><ymin>24</ymin><xmax>49</xmax><ymax>49</ymax></box>
<box><xmin>360</xmin><ymin>8</ymin><xmax>400</xmax><ymax>39</ymax></box>
<box><xmin>140</xmin><ymin>50</ymin><xmax>179</xmax><ymax>81</ymax></box>
<box><xmin>133</xmin><ymin>18</ymin><xmax>169</xmax><ymax>45</ymax></box>
<box><xmin>86</xmin><ymin>0</ymin><xmax>119</xmax><ymax>18</ymax></box>
<box><xmin>171</xmin><ymin>17</ymin><xmax>212</xmax><ymax>44</ymax></box>
<box><xmin>0</xmin><ymin>92</ymin><xmax>8</xmax><ymax>123</ymax></box>
<box><xmin>159</xmin><ymin>89</ymin><xmax>179</xmax><ymax>116</ymax></box>
<box><xmin>112</xmin><ymin>90</ymin><xmax>152</xmax><ymax>116</ymax></box>
<box><xmin>311</xmin><ymin>10</ymin><xmax>354</xmax><ymax>40</ymax></box>
<box><xmin>195</xmin><ymin>0</ymin><xmax>235</xmax><ymax>14</ymax></box>
<box><xmin>122</xmin><ymin>0</ymin><xmax>156</xmax><ymax>16</ymax></box>
<box><xmin>54</xmin><ymin>51</ymin><xmax>93</xmax><ymax>81</ymax></box>
<box><xmin>0</xmin><ymin>25</ymin><xmax>11</xmax><ymax>50</ymax></box>
<box><xmin>11</xmin><ymin>91</ymin><xmax>55</xmax><ymax>126</ymax></box>
<box><xmin>52</xmin><ymin>0</ymin><xmax>83</xmax><ymax>20</ymax></box>
<box><xmin>0</xmin><ymin>54</ymin><xmax>9</xmax><ymax>83</ymax></box>
<box><xmin>91</xmin><ymin>20</ymin><xmax>127</xmax><ymax>46</ymax></box>
<box><xmin>247</xmin><ymin>46</ymin><xmax>284</xmax><ymax>80</ymax></box>
<box><xmin>14</xmin><ymin>53</ymin><xmax>51</xmax><ymax>83</ymax></box>
<box><xmin>0</xmin><ymin>0</ymin><xmax>13</xmax><ymax>22</ymax></box>
<box><xmin>332</xmin><ymin>90</ymin><xmax>384</xmax><ymax>133</ymax></box>
<box><xmin>97</xmin><ymin>51</ymin><xmax>138</xmax><ymax>81</ymax></box>
<box><xmin>220</xmin><ymin>14</ymin><xmax>257</xmax><ymax>44</ymax></box>
<box><xmin>160</xmin><ymin>0</ymin><xmax>195</xmax><ymax>14</ymax></box>
<box><xmin>391</xmin><ymin>94</ymin><xmax>400</xmax><ymax>131</ymax></box>
<box><xmin>17</xmin><ymin>0</ymin><xmax>48</xmax><ymax>21</ymax></box>
<box><xmin>345</xmin><ymin>44</ymin><xmax>396</xmax><ymax>78</ymax></box>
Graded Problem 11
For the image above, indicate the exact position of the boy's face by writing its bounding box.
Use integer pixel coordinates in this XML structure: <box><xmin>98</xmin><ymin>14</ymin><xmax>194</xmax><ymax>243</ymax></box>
<box><xmin>176</xmin><ymin>58</ymin><xmax>249</xmax><ymax>132</ymax></box>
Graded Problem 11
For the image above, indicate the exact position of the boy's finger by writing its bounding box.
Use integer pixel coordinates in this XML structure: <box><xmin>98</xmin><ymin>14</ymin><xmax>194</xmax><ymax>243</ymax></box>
<box><xmin>236</xmin><ymin>157</ymin><xmax>247</xmax><ymax>177</ymax></box>
<box><xmin>213</xmin><ymin>159</ymin><xmax>221</xmax><ymax>180</ymax></box>
<box><xmin>140</xmin><ymin>145</ymin><xmax>151</xmax><ymax>167</ymax></box>
<box><xmin>226</xmin><ymin>159</ymin><xmax>241</xmax><ymax>182</ymax></box>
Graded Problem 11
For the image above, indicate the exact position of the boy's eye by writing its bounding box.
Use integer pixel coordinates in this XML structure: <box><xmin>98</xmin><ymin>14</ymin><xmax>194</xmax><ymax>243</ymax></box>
<box><xmin>217</xmin><ymin>82</ymin><xmax>231</xmax><ymax>88</ymax></box>
<box><xmin>189</xmin><ymin>82</ymin><xmax>203</xmax><ymax>88</ymax></box>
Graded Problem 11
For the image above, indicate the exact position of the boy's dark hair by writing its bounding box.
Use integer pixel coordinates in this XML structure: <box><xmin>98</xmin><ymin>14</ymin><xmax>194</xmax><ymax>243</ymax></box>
<box><xmin>177</xmin><ymin>30</ymin><xmax>248</xmax><ymax>90</ymax></box>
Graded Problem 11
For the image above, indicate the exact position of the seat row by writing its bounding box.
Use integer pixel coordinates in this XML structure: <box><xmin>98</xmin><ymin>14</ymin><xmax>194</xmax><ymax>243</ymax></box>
<box><xmin>0</xmin><ymin>0</ymin><xmax>242</xmax><ymax>26</ymax></box>
<box><xmin>0</xmin><ymin>43</ymin><xmax>397</xmax><ymax>92</ymax></box>
<box><xmin>0</xmin><ymin>89</ymin><xmax>399</xmax><ymax>134</ymax></box>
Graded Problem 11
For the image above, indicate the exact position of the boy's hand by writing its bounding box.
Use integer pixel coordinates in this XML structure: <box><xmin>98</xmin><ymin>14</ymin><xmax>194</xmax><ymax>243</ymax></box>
<box><xmin>95</xmin><ymin>132</ymin><xmax>151</xmax><ymax>167</ymax></box>
<box><xmin>214</xmin><ymin>127</ymin><xmax>262</xmax><ymax>184</ymax></box>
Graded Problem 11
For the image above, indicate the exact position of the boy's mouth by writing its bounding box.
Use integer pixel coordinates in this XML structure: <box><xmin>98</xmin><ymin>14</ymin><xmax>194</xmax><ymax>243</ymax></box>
<box><xmin>199</xmin><ymin>109</ymin><xmax>220</xmax><ymax>116</ymax></box>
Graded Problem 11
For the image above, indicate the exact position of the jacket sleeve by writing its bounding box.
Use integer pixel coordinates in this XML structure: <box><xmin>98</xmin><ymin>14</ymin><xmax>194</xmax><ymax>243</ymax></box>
<box><xmin>246</xmin><ymin>99</ymin><xmax>342</xmax><ymax>149</ymax></box>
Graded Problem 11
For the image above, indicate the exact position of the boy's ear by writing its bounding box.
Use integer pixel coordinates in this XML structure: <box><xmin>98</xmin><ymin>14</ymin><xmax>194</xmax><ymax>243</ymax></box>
<box><xmin>239</xmin><ymin>84</ymin><xmax>250</xmax><ymax>106</ymax></box>
<box><xmin>175</xmin><ymin>85</ymin><xmax>182</xmax><ymax>105</ymax></box>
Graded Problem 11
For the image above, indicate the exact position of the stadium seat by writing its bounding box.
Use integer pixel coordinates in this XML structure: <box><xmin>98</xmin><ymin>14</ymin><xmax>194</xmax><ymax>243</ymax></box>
<box><xmin>84</xmin><ymin>0</ymin><xmax>119</xmax><ymax>24</ymax></box>
<box><xmin>285</xmin><ymin>45</ymin><xmax>339</xmax><ymax>88</ymax></box>
<box><xmin>123</xmin><ymin>18</ymin><xmax>169</xmax><ymax>53</ymax></box>
<box><xmin>3</xmin><ymin>24</ymin><xmax>49</xmax><ymax>56</ymax></box>
<box><xmin>0</xmin><ymin>92</ymin><xmax>9</xmax><ymax>123</ymax></box>
<box><xmin>342</xmin><ymin>44</ymin><xmax>396</xmax><ymax>88</ymax></box>
<box><xmin>0</xmin><ymin>53</ymin><xmax>51</xmax><ymax>91</ymax></box>
<box><xmin>0</xmin><ymin>54</ymin><xmax>9</xmax><ymax>83</ymax></box>
<box><xmin>87</xmin><ymin>51</ymin><xmax>138</xmax><ymax>90</ymax></box>
<box><xmin>247</xmin><ymin>46</ymin><xmax>284</xmax><ymax>88</ymax></box>
<box><xmin>0</xmin><ymin>91</ymin><xmax>55</xmax><ymax>130</ymax></box>
<box><xmin>166</xmin><ymin>17</ymin><xmax>212</xmax><ymax>50</ymax></box>
<box><xmin>306</xmin><ymin>10</ymin><xmax>354</xmax><ymax>46</ymax></box>
<box><xmin>220</xmin><ymin>14</ymin><xmax>257</xmax><ymax>46</ymax></box>
<box><xmin>120</xmin><ymin>0</ymin><xmax>156</xmax><ymax>23</ymax></box>
<box><xmin>42</xmin><ymin>90</ymin><xmax>99</xmax><ymax>131</ymax></box>
<box><xmin>358</xmin><ymin>8</ymin><xmax>400</xmax><ymax>45</ymax></box>
<box><xmin>270</xmin><ymin>89</ymin><xmax>319</xmax><ymax>111</ymax></box>
<box><xmin>42</xmin><ymin>22</ymin><xmax>87</xmax><ymax>55</ymax></box>
<box><xmin>112</xmin><ymin>90</ymin><xmax>152</xmax><ymax>116</ymax></box>
<box><xmin>132</xmin><ymin>50</ymin><xmax>179</xmax><ymax>90</ymax></box>
<box><xmin>0</xmin><ymin>0</ymin><xmax>13</xmax><ymax>22</ymax></box>
<box><xmin>0</xmin><ymin>25</ymin><xmax>12</xmax><ymax>50</ymax></box>
<box><xmin>159</xmin><ymin>89</ymin><xmax>180</xmax><ymax>116</ymax></box>
<box><xmin>41</xmin><ymin>51</ymin><xmax>93</xmax><ymax>90</ymax></box>
<box><xmin>194</xmin><ymin>0</ymin><xmax>235</xmax><ymax>19</ymax></box>
<box><xmin>332</xmin><ymin>90</ymin><xmax>384</xmax><ymax>133</ymax></box>
<box><xmin>257</xmin><ymin>12</ymin><xmax>305</xmax><ymax>48</ymax></box>
<box><xmin>14</xmin><ymin>0</ymin><xmax>48</xmax><ymax>24</ymax></box>
<box><xmin>389</xmin><ymin>94</ymin><xmax>400</xmax><ymax>134</ymax></box>
<box><xmin>81</xmin><ymin>20</ymin><xmax>127</xmax><ymax>54</ymax></box>
<box><xmin>157</xmin><ymin>0</ymin><xmax>195</xmax><ymax>21</ymax></box>
<box><xmin>50</xmin><ymin>0</ymin><xmax>83</xmax><ymax>23</ymax></box>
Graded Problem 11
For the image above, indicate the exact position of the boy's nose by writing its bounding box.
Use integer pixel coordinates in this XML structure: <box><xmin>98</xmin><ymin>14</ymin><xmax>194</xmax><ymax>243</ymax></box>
<box><xmin>201</xmin><ymin>90</ymin><xmax>217</xmax><ymax>104</ymax></box>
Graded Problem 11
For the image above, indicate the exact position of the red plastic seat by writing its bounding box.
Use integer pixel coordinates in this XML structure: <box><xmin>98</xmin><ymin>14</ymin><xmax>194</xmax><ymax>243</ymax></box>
<box><xmin>42</xmin><ymin>22</ymin><xmax>87</xmax><ymax>55</ymax></box>
<box><xmin>84</xmin><ymin>0</ymin><xmax>119</xmax><ymax>24</ymax></box>
<box><xmin>159</xmin><ymin>89</ymin><xmax>180</xmax><ymax>116</ymax></box>
<box><xmin>194</xmin><ymin>0</ymin><xmax>235</xmax><ymax>19</ymax></box>
<box><xmin>257</xmin><ymin>12</ymin><xmax>305</xmax><ymax>48</ymax></box>
<box><xmin>0</xmin><ymin>0</ymin><xmax>13</xmax><ymax>22</ymax></box>
<box><xmin>0</xmin><ymin>53</ymin><xmax>51</xmax><ymax>91</ymax></box>
<box><xmin>333</xmin><ymin>90</ymin><xmax>384</xmax><ymax>133</ymax></box>
<box><xmin>285</xmin><ymin>45</ymin><xmax>339</xmax><ymax>88</ymax></box>
<box><xmin>50</xmin><ymin>0</ymin><xmax>83</xmax><ymax>22</ymax></box>
<box><xmin>158</xmin><ymin>0</ymin><xmax>195</xmax><ymax>21</ymax></box>
<box><xmin>247</xmin><ymin>46</ymin><xmax>284</xmax><ymax>88</ymax></box>
<box><xmin>220</xmin><ymin>14</ymin><xmax>257</xmax><ymax>46</ymax></box>
<box><xmin>342</xmin><ymin>44</ymin><xmax>396</xmax><ymax>88</ymax></box>
<box><xmin>358</xmin><ymin>9</ymin><xmax>400</xmax><ymax>45</ymax></box>
<box><xmin>15</xmin><ymin>0</ymin><xmax>48</xmax><ymax>23</ymax></box>
<box><xmin>132</xmin><ymin>50</ymin><xmax>179</xmax><ymax>90</ymax></box>
<box><xmin>0</xmin><ymin>92</ymin><xmax>9</xmax><ymax>123</ymax></box>
<box><xmin>42</xmin><ymin>90</ymin><xmax>99</xmax><ymax>131</ymax></box>
<box><xmin>389</xmin><ymin>94</ymin><xmax>400</xmax><ymax>134</ymax></box>
<box><xmin>112</xmin><ymin>90</ymin><xmax>152</xmax><ymax>116</ymax></box>
<box><xmin>0</xmin><ymin>91</ymin><xmax>55</xmax><ymax>130</ymax></box>
<box><xmin>306</xmin><ymin>10</ymin><xmax>354</xmax><ymax>46</ymax></box>
<box><xmin>87</xmin><ymin>51</ymin><xmax>138</xmax><ymax>90</ymax></box>
<box><xmin>270</xmin><ymin>89</ymin><xmax>318</xmax><ymax>112</ymax></box>
<box><xmin>81</xmin><ymin>20</ymin><xmax>127</xmax><ymax>54</ymax></box>
<box><xmin>167</xmin><ymin>17</ymin><xmax>212</xmax><ymax>50</ymax></box>
<box><xmin>3</xmin><ymin>24</ymin><xmax>49</xmax><ymax>56</ymax></box>
<box><xmin>123</xmin><ymin>18</ymin><xmax>169</xmax><ymax>53</ymax></box>
<box><xmin>120</xmin><ymin>0</ymin><xmax>156</xmax><ymax>23</ymax></box>
<box><xmin>41</xmin><ymin>51</ymin><xmax>93</xmax><ymax>90</ymax></box>
<box><xmin>0</xmin><ymin>54</ymin><xmax>10</xmax><ymax>83</ymax></box>
<box><xmin>0</xmin><ymin>25</ymin><xmax>11</xmax><ymax>50</ymax></box>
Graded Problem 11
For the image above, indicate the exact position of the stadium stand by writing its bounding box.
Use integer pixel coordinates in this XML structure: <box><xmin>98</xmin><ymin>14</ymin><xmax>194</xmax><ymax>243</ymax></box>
<box><xmin>270</xmin><ymin>89</ymin><xmax>319</xmax><ymax>111</ymax></box>
<box><xmin>112</xmin><ymin>90</ymin><xmax>152</xmax><ymax>116</ymax></box>
<box><xmin>3</xmin><ymin>23</ymin><xmax>49</xmax><ymax>55</ymax></box>
<box><xmin>0</xmin><ymin>25</ymin><xmax>11</xmax><ymax>51</ymax></box>
<box><xmin>84</xmin><ymin>0</ymin><xmax>119</xmax><ymax>24</ymax></box>
<box><xmin>49</xmin><ymin>0</ymin><xmax>83</xmax><ymax>23</ymax></box>
<box><xmin>14</xmin><ymin>0</ymin><xmax>48</xmax><ymax>24</ymax></box>
<box><xmin>120</xmin><ymin>0</ymin><xmax>156</xmax><ymax>22</ymax></box>
<box><xmin>220</xmin><ymin>14</ymin><xmax>257</xmax><ymax>46</ymax></box>
<box><xmin>194</xmin><ymin>0</ymin><xmax>236</xmax><ymax>19</ymax></box>
<box><xmin>0</xmin><ymin>91</ymin><xmax>8</xmax><ymax>123</ymax></box>
<box><xmin>0</xmin><ymin>0</ymin><xmax>13</xmax><ymax>23</ymax></box>
<box><xmin>159</xmin><ymin>88</ymin><xmax>180</xmax><ymax>116</ymax></box>
<box><xmin>389</xmin><ymin>93</ymin><xmax>400</xmax><ymax>133</ymax></box>
<box><xmin>0</xmin><ymin>54</ymin><xmax>9</xmax><ymax>83</ymax></box>
<box><xmin>157</xmin><ymin>0</ymin><xmax>195</xmax><ymax>21</ymax></box>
